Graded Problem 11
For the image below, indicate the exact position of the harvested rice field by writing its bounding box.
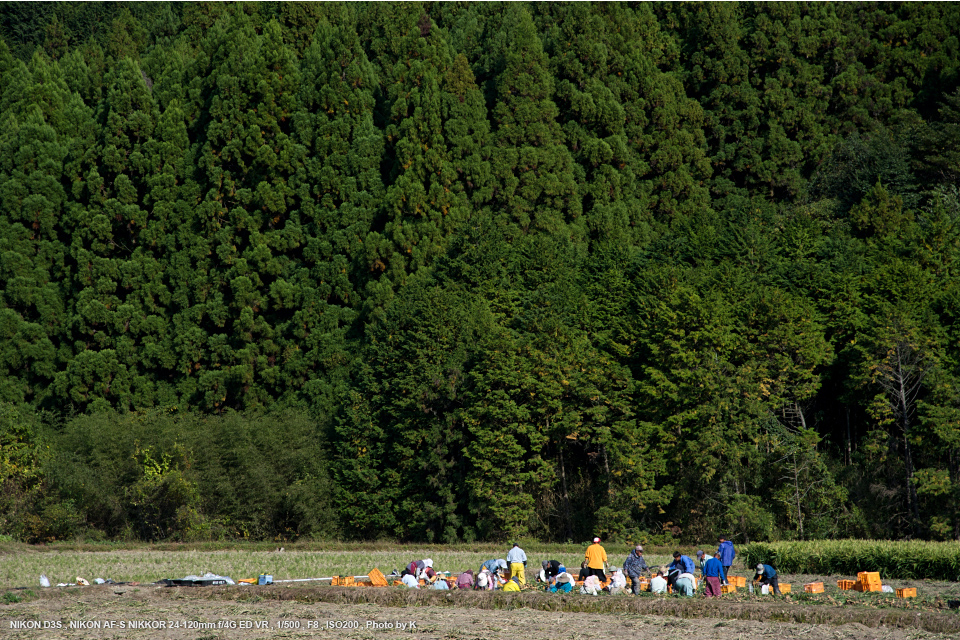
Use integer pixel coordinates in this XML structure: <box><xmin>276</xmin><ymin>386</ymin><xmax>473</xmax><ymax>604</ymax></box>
<box><xmin>2</xmin><ymin>544</ymin><xmax>960</xmax><ymax>639</ymax></box>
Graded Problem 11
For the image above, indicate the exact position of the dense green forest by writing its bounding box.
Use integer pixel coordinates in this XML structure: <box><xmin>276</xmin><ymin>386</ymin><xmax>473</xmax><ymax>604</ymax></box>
<box><xmin>1</xmin><ymin>2</ymin><xmax>959</xmax><ymax>545</ymax></box>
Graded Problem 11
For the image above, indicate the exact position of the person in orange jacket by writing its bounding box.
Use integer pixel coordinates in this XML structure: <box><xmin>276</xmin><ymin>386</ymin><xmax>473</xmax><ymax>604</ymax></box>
<box><xmin>583</xmin><ymin>536</ymin><xmax>608</xmax><ymax>581</ymax></box>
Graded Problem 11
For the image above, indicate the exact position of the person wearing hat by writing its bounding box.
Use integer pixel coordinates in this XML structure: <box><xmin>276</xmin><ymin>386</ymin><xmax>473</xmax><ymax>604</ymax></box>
<box><xmin>502</xmin><ymin>575</ymin><xmax>522</xmax><ymax>592</ymax></box>
<box><xmin>607</xmin><ymin>565</ymin><xmax>627</xmax><ymax>594</ymax></box>
<box><xmin>506</xmin><ymin>542</ymin><xmax>527</xmax><ymax>585</ymax></box>
<box><xmin>550</xmin><ymin>571</ymin><xmax>575</xmax><ymax>593</ymax></box>
<box><xmin>754</xmin><ymin>563</ymin><xmax>781</xmax><ymax>595</ymax></box>
<box><xmin>623</xmin><ymin>545</ymin><xmax>649</xmax><ymax>595</ymax></box>
<box><xmin>480</xmin><ymin>558</ymin><xmax>507</xmax><ymax>577</ymax></box>
<box><xmin>477</xmin><ymin>567</ymin><xmax>493</xmax><ymax>590</ymax></box>
<box><xmin>456</xmin><ymin>569</ymin><xmax>475</xmax><ymax>590</ymax></box>
<box><xmin>401</xmin><ymin>559</ymin><xmax>431</xmax><ymax>579</ymax></box>
<box><xmin>718</xmin><ymin>536</ymin><xmax>736</xmax><ymax>584</ymax></box>
<box><xmin>540</xmin><ymin>560</ymin><xmax>565</xmax><ymax>583</ymax></box>
<box><xmin>584</xmin><ymin>536</ymin><xmax>608</xmax><ymax>581</ymax></box>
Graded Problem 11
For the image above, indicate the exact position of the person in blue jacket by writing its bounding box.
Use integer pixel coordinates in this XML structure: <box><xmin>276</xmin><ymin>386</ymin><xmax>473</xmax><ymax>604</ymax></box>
<box><xmin>669</xmin><ymin>551</ymin><xmax>695</xmax><ymax>575</ymax></box>
<box><xmin>717</xmin><ymin>536</ymin><xmax>736</xmax><ymax>584</ymax></box>
<box><xmin>754</xmin><ymin>563</ymin><xmax>781</xmax><ymax>595</ymax></box>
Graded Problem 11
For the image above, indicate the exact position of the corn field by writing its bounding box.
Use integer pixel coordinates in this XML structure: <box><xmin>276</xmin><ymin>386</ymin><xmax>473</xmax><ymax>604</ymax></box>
<box><xmin>742</xmin><ymin>540</ymin><xmax>960</xmax><ymax>581</ymax></box>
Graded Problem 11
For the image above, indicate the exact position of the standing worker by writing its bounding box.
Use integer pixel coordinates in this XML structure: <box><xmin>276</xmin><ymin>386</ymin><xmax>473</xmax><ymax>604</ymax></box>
<box><xmin>623</xmin><ymin>545</ymin><xmax>649</xmax><ymax>595</ymax></box>
<box><xmin>702</xmin><ymin>552</ymin><xmax>726</xmax><ymax>597</ymax></box>
<box><xmin>753</xmin><ymin>563</ymin><xmax>781</xmax><ymax>595</ymax></box>
<box><xmin>717</xmin><ymin>536</ymin><xmax>736</xmax><ymax>584</ymax></box>
<box><xmin>506</xmin><ymin>542</ymin><xmax>527</xmax><ymax>585</ymax></box>
<box><xmin>584</xmin><ymin>537</ymin><xmax>608</xmax><ymax>581</ymax></box>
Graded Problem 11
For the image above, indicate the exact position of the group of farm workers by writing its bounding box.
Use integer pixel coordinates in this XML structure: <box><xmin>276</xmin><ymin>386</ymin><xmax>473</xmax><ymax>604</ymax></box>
<box><xmin>395</xmin><ymin>535</ymin><xmax>781</xmax><ymax>596</ymax></box>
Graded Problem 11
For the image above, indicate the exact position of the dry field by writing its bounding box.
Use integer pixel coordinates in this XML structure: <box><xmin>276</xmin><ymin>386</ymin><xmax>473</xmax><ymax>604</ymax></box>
<box><xmin>2</xmin><ymin>584</ymin><xmax>960</xmax><ymax>640</ymax></box>
<box><xmin>2</xmin><ymin>545</ymin><xmax>960</xmax><ymax>639</ymax></box>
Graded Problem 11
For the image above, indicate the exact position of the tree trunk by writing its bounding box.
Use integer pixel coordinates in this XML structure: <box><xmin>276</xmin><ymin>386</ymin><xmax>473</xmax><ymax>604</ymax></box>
<box><xmin>845</xmin><ymin>408</ymin><xmax>852</xmax><ymax>466</ymax></box>
<box><xmin>793</xmin><ymin>453</ymin><xmax>805</xmax><ymax>540</ymax></box>
<box><xmin>559</xmin><ymin>446</ymin><xmax>573</xmax><ymax>541</ymax></box>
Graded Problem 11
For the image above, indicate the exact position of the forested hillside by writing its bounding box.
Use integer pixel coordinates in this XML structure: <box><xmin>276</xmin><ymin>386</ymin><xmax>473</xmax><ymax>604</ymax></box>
<box><xmin>1</xmin><ymin>2</ymin><xmax>959</xmax><ymax>545</ymax></box>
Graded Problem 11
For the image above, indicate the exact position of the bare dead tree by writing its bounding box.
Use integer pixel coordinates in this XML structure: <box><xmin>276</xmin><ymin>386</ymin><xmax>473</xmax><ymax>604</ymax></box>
<box><xmin>870</xmin><ymin>338</ymin><xmax>933</xmax><ymax>535</ymax></box>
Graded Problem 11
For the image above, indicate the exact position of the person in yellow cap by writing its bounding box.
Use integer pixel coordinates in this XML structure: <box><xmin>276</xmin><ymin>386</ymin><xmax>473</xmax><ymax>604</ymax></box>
<box><xmin>584</xmin><ymin>536</ymin><xmax>608</xmax><ymax>581</ymax></box>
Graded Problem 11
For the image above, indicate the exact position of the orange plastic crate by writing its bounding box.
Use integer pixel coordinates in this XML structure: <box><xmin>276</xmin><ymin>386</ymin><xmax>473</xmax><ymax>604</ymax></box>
<box><xmin>368</xmin><ymin>568</ymin><xmax>389</xmax><ymax>587</ymax></box>
<box><xmin>896</xmin><ymin>588</ymin><xmax>916</xmax><ymax>598</ymax></box>
<box><xmin>720</xmin><ymin>584</ymin><xmax>736</xmax><ymax>594</ymax></box>
<box><xmin>780</xmin><ymin>583</ymin><xmax>791</xmax><ymax>594</ymax></box>
<box><xmin>804</xmin><ymin>582</ymin><xmax>824</xmax><ymax>593</ymax></box>
<box><xmin>857</xmin><ymin>572</ymin><xmax>881</xmax><ymax>585</ymax></box>
<box><xmin>728</xmin><ymin>576</ymin><xmax>746</xmax><ymax>588</ymax></box>
<box><xmin>837</xmin><ymin>579</ymin><xmax>855</xmax><ymax>590</ymax></box>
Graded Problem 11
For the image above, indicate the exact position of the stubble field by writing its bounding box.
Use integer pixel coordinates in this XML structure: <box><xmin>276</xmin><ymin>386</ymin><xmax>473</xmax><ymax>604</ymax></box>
<box><xmin>2</xmin><ymin>543</ymin><xmax>959</xmax><ymax>639</ymax></box>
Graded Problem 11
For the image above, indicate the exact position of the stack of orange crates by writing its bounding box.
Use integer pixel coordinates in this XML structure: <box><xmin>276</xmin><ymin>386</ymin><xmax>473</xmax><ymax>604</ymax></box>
<box><xmin>896</xmin><ymin>588</ymin><xmax>917</xmax><ymax>598</ymax></box>
<box><xmin>853</xmin><ymin>572</ymin><xmax>882</xmax><ymax>592</ymax></box>
<box><xmin>803</xmin><ymin>582</ymin><xmax>824</xmax><ymax>593</ymax></box>
<box><xmin>837</xmin><ymin>579</ymin><xmax>855</xmax><ymax>590</ymax></box>
<box><xmin>729</xmin><ymin>576</ymin><xmax>747</xmax><ymax>588</ymax></box>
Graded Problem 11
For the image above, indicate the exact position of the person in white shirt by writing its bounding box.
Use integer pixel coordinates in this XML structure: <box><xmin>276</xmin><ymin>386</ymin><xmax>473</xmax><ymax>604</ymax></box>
<box><xmin>401</xmin><ymin>573</ymin><xmax>419</xmax><ymax>589</ymax></box>
<box><xmin>650</xmin><ymin>567</ymin><xmax>668</xmax><ymax>594</ymax></box>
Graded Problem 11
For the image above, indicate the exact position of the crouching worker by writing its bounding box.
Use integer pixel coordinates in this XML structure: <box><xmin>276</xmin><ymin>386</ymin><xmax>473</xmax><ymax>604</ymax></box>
<box><xmin>581</xmin><ymin>574</ymin><xmax>603</xmax><ymax>596</ymax></box>
<box><xmin>754</xmin><ymin>563</ymin><xmax>781</xmax><ymax>595</ymax></box>
<box><xmin>502</xmin><ymin>576</ymin><xmax>522</xmax><ymax>592</ymax></box>
<box><xmin>539</xmin><ymin>560</ymin><xmax>565</xmax><ymax>584</ymax></box>
<box><xmin>456</xmin><ymin>570</ymin><xmax>474</xmax><ymax>590</ymax></box>
<box><xmin>650</xmin><ymin>567</ymin><xmax>668</xmax><ymax>594</ymax></box>
<box><xmin>674</xmin><ymin>571</ymin><xmax>696</xmax><ymax>597</ymax></box>
<box><xmin>476</xmin><ymin>568</ymin><xmax>494</xmax><ymax>590</ymax></box>
<box><xmin>549</xmin><ymin>572</ymin><xmax>575</xmax><ymax>593</ymax></box>
<box><xmin>607</xmin><ymin>565</ymin><xmax>627</xmax><ymax>594</ymax></box>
